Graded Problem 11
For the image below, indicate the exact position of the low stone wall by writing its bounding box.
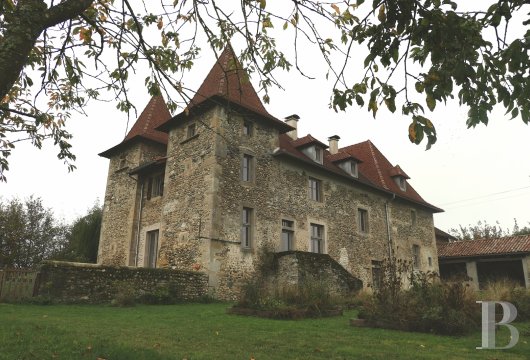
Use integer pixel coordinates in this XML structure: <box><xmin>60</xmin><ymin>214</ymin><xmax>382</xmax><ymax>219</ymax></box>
<box><xmin>272</xmin><ymin>251</ymin><xmax>363</xmax><ymax>295</ymax></box>
<box><xmin>36</xmin><ymin>261</ymin><xmax>208</xmax><ymax>304</ymax></box>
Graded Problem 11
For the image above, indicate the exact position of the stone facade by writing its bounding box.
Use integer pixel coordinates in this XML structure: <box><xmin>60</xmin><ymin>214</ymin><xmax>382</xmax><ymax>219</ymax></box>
<box><xmin>97</xmin><ymin>46</ymin><xmax>442</xmax><ymax>300</ymax></box>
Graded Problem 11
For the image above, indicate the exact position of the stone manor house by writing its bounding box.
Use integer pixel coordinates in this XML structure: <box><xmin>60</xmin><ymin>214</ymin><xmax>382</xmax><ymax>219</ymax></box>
<box><xmin>97</xmin><ymin>45</ymin><xmax>443</xmax><ymax>298</ymax></box>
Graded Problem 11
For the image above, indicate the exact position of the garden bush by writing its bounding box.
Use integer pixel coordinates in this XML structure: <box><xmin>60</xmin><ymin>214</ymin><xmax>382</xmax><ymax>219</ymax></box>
<box><xmin>357</xmin><ymin>258</ymin><xmax>480</xmax><ymax>335</ymax></box>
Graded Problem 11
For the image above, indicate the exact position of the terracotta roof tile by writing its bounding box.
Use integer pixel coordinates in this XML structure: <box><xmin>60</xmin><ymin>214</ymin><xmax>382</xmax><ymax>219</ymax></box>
<box><xmin>157</xmin><ymin>44</ymin><xmax>293</xmax><ymax>133</ymax></box>
<box><xmin>99</xmin><ymin>96</ymin><xmax>170</xmax><ymax>157</ymax></box>
<box><xmin>389</xmin><ymin>165</ymin><xmax>410</xmax><ymax>179</ymax></box>
<box><xmin>438</xmin><ymin>235</ymin><xmax>530</xmax><ymax>258</ymax></box>
<box><xmin>123</xmin><ymin>96</ymin><xmax>170</xmax><ymax>144</ymax></box>
<box><xmin>328</xmin><ymin>151</ymin><xmax>362</xmax><ymax>163</ymax></box>
<box><xmin>292</xmin><ymin>135</ymin><xmax>329</xmax><ymax>149</ymax></box>
<box><xmin>340</xmin><ymin>141</ymin><xmax>428</xmax><ymax>204</ymax></box>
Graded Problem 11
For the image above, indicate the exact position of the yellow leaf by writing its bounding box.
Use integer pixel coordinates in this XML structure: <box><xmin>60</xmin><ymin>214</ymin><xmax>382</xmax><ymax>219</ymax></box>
<box><xmin>283</xmin><ymin>22</ymin><xmax>288</xmax><ymax>30</ymax></box>
<box><xmin>157</xmin><ymin>18</ymin><xmax>163</xmax><ymax>30</ymax></box>
<box><xmin>408</xmin><ymin>123</ymin><xmax>416</xmax><ymax>142</ymax></box>
<box><xmin>259</xmin><ymin>0</ymin><xmax>266</xmax><ymax>9</ymax></box>
<box><xmin>331</xmin><ymin>4</ymin><xmax>340</xmax><ymax>14</ymax></box>
<box><xmin>426</xmin><ymin>95</ymin><xmax>436</xmax><ymax>111</ymax></box>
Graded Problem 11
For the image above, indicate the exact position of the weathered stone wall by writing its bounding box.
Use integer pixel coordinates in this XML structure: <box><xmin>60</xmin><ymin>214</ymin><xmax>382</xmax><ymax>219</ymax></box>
<box><xmin>205</xmin><ymin>107</ymin><xmax>438</xmax><ymax>298</ymax></box>
<box><xmin>37</xmin><ymin>261</ymin><xmax>208</xmax><ymax>303</ymax></box>
<box><xmin>98</xmin><ymin>141</ymin><xmax>166</xmax><ymax>266</ymax></box>
<box><xmin>271</xmin><ymin>251</ymin><xmax>363</xmax><ymax>296</ymax></box>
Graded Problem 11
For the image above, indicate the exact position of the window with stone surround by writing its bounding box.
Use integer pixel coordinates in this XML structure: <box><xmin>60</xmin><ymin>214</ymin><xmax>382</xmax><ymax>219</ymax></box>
<box><xmin>411</xmin><ymin>209</ymin><xmax>417</xmax><ymax>226</ymax></box>
<box><xmin>145</xmin><ymin>230</ymin><xmax>159</xmax><ymax>268</ymax></box>
<box><xmin>308</xmin><ymin>177</ymin><xmax>322</xmax><ymax>201</ymax></box>
<box><xmin>281</xmin><ymin>219</ymin><xmax>294</xmax><ymax>251</ymax></box>
<box><xmin>310</xmin><ymin>223</ymin><xmax>324</xmax><ymax>254</ymax></box>
<box><xmin>412</xmin><ymin>244</ymin><xmax>420</xmax><ymax>268</ymax></box>
<box><xmin>241</xmin><ymin>207</ymin><xmax>253</xmax><ymax>249</ymax></box>
<box><xmin>147</xmin><ymin>173</ymin><xmax>164</xmax><ymax>200</ymax></box>
<box><xmin>358</xmin><ymin>208</ymin><xmax>369</xmax><ymax>233</ymax></box>
<box><xmin>241</xmin><ymin>154</ymin><xmax>254</xmax><ymax>182</ymax></box>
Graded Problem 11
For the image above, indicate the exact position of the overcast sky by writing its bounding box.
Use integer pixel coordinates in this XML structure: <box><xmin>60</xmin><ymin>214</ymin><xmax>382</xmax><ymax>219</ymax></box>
<box><xmin>1</xmin><ymin>3</ymin><xmax>529</xmax><ymax>234</ymax></box>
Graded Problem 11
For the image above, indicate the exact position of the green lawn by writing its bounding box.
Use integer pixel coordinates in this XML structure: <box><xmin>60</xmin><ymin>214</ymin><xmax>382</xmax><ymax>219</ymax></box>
<box><xmin>0</xmin><ymin>303</ymin><xmax>528</xmax><ymax>360</ymax></box>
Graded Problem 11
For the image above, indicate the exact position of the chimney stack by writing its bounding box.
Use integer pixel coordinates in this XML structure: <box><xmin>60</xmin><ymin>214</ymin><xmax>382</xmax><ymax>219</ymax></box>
<box><xmin>284</xmin><ymin>114</ymin><xmax>300</xmax><ymax>140</ymax></box>
<box><xmin>328</xmin><ymin>135</ymin><xmax>340</xmax><ymax>155</ymax></box>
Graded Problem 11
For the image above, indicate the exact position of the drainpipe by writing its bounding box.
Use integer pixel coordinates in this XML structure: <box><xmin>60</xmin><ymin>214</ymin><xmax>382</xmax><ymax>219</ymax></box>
<box><xmin>385</xmin><ymin>194</ymin><xmax>396</xmax><ymax>258</ymax></box>
<box><xmin>134</xmin><ymin>181</ymin><xmax>144</xmax><ymax>267</ymax></box>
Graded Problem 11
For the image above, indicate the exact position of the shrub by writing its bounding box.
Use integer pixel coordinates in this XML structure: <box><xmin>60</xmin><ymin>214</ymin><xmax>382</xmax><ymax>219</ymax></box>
<box><xmin>478</xmin><ymin>279</ymin><xmax>530</xmax><ymax>321</ymax></box>
<box><xmin>358</xmin><ymin>257</ymin><xmax>480</xmax><ymax>335</ymax></box>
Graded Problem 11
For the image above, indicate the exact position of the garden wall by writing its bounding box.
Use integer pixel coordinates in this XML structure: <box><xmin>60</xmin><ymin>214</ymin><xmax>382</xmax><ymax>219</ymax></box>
<box><xmin>36</xmin><ymin>261</ymin><xmax>208</xmax><ymax>304</ymax></box>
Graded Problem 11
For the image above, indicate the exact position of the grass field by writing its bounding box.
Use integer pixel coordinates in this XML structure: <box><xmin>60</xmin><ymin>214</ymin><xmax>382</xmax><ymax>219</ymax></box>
<box><xmin>0</xmin><ymin>303</ymin><xmax>528</xmax><ymax>359</ymax></box>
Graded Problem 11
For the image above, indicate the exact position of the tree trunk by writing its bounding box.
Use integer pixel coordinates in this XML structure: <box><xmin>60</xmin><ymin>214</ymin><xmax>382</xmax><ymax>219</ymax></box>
<box><xmin>0</xmin><ymin>0</ymin><xmax>94</xmax><ymax>102</ymax></box>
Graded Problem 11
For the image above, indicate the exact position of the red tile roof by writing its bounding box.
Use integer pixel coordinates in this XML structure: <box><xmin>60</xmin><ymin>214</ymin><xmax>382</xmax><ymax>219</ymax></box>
<box><xmin>123</xmin><ymin>96</ymin><xmax>170</xmax><ymax>145</ymax></box>
<box><xmin>389</xmin><ymin>165</ymin><xmax>410</xmax><ymax>179</ymax></box>
<box><xmin>292</xmin><ymin>135</ymin><xmax>329</xmax><ymax>149</ymax></box>
<box><xmin>438</xmin><ymin>235</ymin><xmax>530</xmax><ymax>258</ymax></box>
<box><xmin>99</xmin><ymin>96</ymin><xmax>170</xmax><ymax>158</ymax></box>
<box><xmin>190</xmin><ymin>44</ymin><xmax>270</xmax><ymax>118</ymax></box>
<box><xmin>277</xmin><ymin>135</ymin><xmax>441</xmax><ymax>212</ymax></box>
<box><xmin>158</xmin><ymin>44</ymin><xmax>292</xmax><ymax>133</ymax></box>
<box><xmin>340</xmin><ymin>141</ymin><xmax>430</xmax><ymax>205</ymax></box>
<box><xmin>328</xmin><ymin>151</ymin><xmax>362</xmax><ymax>163</ymax></box>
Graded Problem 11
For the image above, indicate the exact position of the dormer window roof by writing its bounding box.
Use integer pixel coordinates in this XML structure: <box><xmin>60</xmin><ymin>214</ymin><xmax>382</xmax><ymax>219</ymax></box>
<box><xmin>389</xmin><ymin>165</ymin><xmax>410</xmax><ymax>192</ymax></box>
<box><xmin>293</xmin><ymin>135</ymin><xmax>328</xmax><ymax>165</ymax></box>
<box><xmin>329</xmin><ymin>152</ymin><xmax>362</xmax><ymax>178</ymax></box>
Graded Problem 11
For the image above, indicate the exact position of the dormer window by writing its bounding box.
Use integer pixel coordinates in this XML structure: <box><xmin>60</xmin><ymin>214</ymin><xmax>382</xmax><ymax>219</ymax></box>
<box><xmin>315</xmin><ymin>147</ymin><xmax>323</xmax><ymax>163</ymax></box>
<box><xmin>301</xmin><ymin>145</ymin><xmax>324</xmax><ymax>164</ymax></box>
<box><xmin>338</xmin><ymin>160</ymin><xmax>358</xmax><ymax>178</ymax></box>
<box><xmin>389</xmin><ymin>165</ymin><xmax>410</xmax><ymax>192</ymax></box>
<box><xmin>395</xmin><ymin>176</ymin><xmax>407</xmax><ymax>191</ymax></box>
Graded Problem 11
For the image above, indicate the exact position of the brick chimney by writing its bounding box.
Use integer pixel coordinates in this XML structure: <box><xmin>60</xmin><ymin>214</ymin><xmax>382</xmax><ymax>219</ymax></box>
<box><xmin>284</xmin><ymin>114</ymin><xmax>299</xmax><ymax>140</ymax></box>
<box><xmin>328</xmin><ymin>135</ymin><xmax>340</xmax><ymax>154</ymax></box>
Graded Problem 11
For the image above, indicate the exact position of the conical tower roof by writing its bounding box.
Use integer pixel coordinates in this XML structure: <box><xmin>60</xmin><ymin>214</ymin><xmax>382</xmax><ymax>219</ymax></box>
<box><xmin>157</xmin><ymin>44</ymin><xmax>293</xmax><ymax>133</ymax></box>
<box><xmin>99</xmin><ymin>96</ymin><xmax>170</xmax><ymax>158</ymax></box>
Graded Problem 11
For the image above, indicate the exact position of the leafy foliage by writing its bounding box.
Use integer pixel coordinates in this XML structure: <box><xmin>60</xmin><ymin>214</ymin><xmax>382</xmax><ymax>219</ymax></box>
<box><xmin>449</xmin><ymin>218</ymin><xmax>530</xmax><ymax>240</ymax></box>
<box><xmin>0</xmin><ymin>196</ymin><xmax>67</xmax><ymax>268</ymax></box>
<box><xmin>2</xmin><ymin>1</ymin><xmax>530</xmax><ymax>180</ymax></box>
<box><xmin>357</xmin><ymin>257</ymin><xmax>480</xmax><ymax>335</ymax></box>
<box><xmin>54</xmin><ymin>203</ymin><xmax>101</xmax><ymax>263</ymax></box>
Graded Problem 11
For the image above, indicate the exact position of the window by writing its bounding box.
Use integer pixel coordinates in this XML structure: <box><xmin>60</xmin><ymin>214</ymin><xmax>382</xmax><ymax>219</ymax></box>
<box><xmin>310</xmin><ymin>223</ymin><xmax>324</xmax><ymax>253</ymax></box>
<box><xmin>308</xmin><ymin>177</ymin><xmax>322</xmax><ymax>201</ymax></box>
<box><xmin>241</xmin><ymin>154</ymin><xmax>254</xmax><ymax>182</ymax></box>
<box><xmin>358</xmin><ymin>208</ymin><xmax>369</xmax><ymax>233</ymax></box>
<box><xmin>301</xmin><ymin>145</ymin><xmax>324</xmax><ymax>164</ymax></box>
<box><xmin>428</xmin><ymin>256</ymin><xmax>433</xmax><ymax>267</ymax></box>
<box><xmin>145</xmin><ymin>230</ymin><xmax>159</xmax><ymax>268</ymax></box>
<box><xmin>281</xmin><ymin>219</ymin><xmax>294</xmax><ymax>251</ymax></box>
<box><xmin>315</xmin><ymin>147</ymin><xmax>323</xmax><ymax>163</ymax></box>
<box><xmin>146</xmin><ymin>173</ymin><xmax>164</xmax><ymax>199</ymax></box>
<box><xmin>243</xmin><ymin>120</ymin><xmax>253</xmax><ymax>136</ymax></box>
<box><xmin>339</xmin><ymin>160</ymin><xmax>358</xmax><ymax>178</ymax></box>
<box><xmin>395</xmin><ymin>176</ymin><xmax>407</xmax><ymax>191</ymax></box>
<box><xmin>411</xmin><ymin>210</ymin><xmax>417</xmax><ymax>226</ymax></box>
<box><xmin>241</xmin><ymin>207</ymin><xmax>253</xmax><ymax>249</ymax></box>
<box><xmin>186</xmin><ymin>123</ymin><xmax>196</xmax><ymax>138</ymax></box>
<box><xmin>371</xmin><ymin>260</ymin><xmax>382</xmax><ymax>290</ymax></box>
<box><xmin>412</xmin><ymin>245</ymin><xmax>420</xmax><ymax>268</ymax></box>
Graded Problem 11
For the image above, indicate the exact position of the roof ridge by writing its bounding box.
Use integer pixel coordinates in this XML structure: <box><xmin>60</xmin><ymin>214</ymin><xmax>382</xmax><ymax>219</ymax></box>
<box><xmin>367</xmin><ymin>140</ymin><xmax>388</xmax><ymax>190</ymax></box>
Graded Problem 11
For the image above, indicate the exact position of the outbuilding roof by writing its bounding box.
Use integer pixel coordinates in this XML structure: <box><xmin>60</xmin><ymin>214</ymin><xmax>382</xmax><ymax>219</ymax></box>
<box><xmin>438</xmin><ymin>235</ymin><xmax>530</xmax><ymax>258</ymax></box>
